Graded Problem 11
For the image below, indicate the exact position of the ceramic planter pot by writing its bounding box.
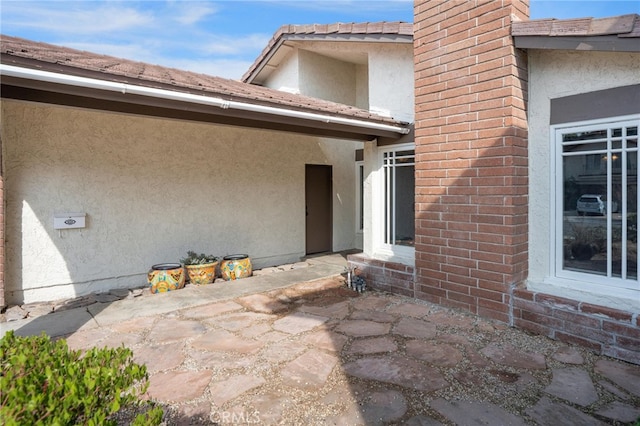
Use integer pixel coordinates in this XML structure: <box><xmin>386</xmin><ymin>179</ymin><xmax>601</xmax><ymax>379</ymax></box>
<box><xmin>148</xmin><ymin>263</ymin><xmax>185</xmax><ymax>293</ymax></box>
<box><xmin>220</xmin><ymin>254</ymin><xmax>252</xmax><ymax>281</ymax></box>
<box><xmin>185</xmin><ymin>261</ymin><xmax>218</xmax><ymax>285</ymax></box>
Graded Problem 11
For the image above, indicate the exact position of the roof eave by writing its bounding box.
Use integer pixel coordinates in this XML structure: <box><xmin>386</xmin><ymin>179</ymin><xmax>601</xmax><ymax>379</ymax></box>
<box><xmin>0</xmin><ymin>64</ymin><xmax>410</xmax><ymax>141</ymax></box>
<box><xmin>513</xmin><ymin>35</ymin><xmax>640</xmax><ymax>52</ymax></box>
<box><xmin>242</xmin><ymin>32</ymin><xmax>413</xmax><ymax>84</ymax></box>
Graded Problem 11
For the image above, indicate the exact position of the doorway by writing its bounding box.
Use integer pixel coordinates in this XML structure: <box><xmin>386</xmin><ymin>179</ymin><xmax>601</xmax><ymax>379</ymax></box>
<box><xmin>305</xmin><ymin>164</ymin><xmax>332</xmax><ymax>254</ymax></box>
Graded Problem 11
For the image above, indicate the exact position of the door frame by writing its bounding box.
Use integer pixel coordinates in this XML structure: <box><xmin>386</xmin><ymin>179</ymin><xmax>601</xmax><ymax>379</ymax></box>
<box><xmin>305</xmin><ymin>164</ymin><xmax>333</xmax><ymax>255</ymax></box>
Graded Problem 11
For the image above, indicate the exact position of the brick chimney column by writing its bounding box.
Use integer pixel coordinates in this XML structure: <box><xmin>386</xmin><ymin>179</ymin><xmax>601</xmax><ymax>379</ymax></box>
<box><xmin>0</xmin><ymin>134</ymin><xmax>4</xmax><ymax>310</ymax></box>
<box><xmin>414</xmin><ymin>0</ymin><xmax>529</xmax><ymax>323</ymax></box>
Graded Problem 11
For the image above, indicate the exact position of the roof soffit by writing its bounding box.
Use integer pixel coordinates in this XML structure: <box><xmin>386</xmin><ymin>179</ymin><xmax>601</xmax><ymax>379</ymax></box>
<box><xmin>241</xmin><ymin>21</ymin><xmax>413</xmax><ymax>83</ymax></box>
<box><xmin>0</xmin><ymin>36</ymin><xmax>410</xmax><ymax>141</ymax></box>
<box><xmin>0</xmin><ymin>35</ymin><xmax>409</xmax><ymax>131</ymax></box>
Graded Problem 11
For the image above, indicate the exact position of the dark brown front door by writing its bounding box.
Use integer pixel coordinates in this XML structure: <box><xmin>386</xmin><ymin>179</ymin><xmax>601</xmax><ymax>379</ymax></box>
<box><xmin>305</xmin><ymin>164</ymin><xmax>332</xmax><ymax>254</ymax></box>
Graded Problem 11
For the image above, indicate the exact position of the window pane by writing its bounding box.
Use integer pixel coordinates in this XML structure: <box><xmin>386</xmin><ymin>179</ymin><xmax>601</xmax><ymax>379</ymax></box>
<box><xmin>395</xmin><ymin>164</ymin><xmax>415</xmax><ymax>246</ymax></box>
<box><xmin>560</xmin><ymin>121</ymin><xmax>639</xmax><ymax>285</ymax></box>
<box><xmin>612</xmin><ymin>159</ymin><xmax>623</xmax><ymax>277</ymax></box>
<box><xmin>384</xmin><ymin>165</ymin><xmax>393</xmax><ymax>244</ymax></box>
<box><xmin>628</xmin><ymin>151</ymin><xmax>638</xmax><ymax>279</ymax></box>
<box><xmin>383</xmin><ymin>149</ymin><xmax>415</xmax><ymax>248</ymax></box>
<box><xmin>359</xmin><ymin>165</ymin><xmax>364</xmax><ymax>231</ymax></box>
<box><xmin>563</xmin><ymin>155</ymin><xmax>608</xmax><ymax>275</ymax></box>
<box><xmin>563</xmin><ymin>141</ymin><xmax>607</xmax><ymax>153</ymax></box>
<box><xmin>563</xmin><ymin>129</ymin><xmax>607</xmax><ymax>142</ymax></box>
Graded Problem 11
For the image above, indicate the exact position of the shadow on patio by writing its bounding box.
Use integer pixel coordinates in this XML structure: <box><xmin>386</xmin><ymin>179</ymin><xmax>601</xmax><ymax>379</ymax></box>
<box><xmin>3</xmin><ymin>252</ymin><xmax>639</xmax><ymax>424</ymax></box>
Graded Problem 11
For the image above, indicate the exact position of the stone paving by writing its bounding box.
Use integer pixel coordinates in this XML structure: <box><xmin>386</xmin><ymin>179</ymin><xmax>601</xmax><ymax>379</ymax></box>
<box><xmin>56</xmin><ymin>276</ymin><xmax>640</xmax><ymax>425</ymax></box>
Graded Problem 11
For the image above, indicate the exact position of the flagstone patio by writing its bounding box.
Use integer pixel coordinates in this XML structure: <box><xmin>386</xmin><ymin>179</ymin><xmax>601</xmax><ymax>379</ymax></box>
<box><xmin>2</xmin><ymin>255</ymin><xmax>639</xmax><ymax>424</ymax></box>
<box><xmin>63</xmin><ymin>280</ymin><xmax>640</xmax><ymax>424</ymax></box>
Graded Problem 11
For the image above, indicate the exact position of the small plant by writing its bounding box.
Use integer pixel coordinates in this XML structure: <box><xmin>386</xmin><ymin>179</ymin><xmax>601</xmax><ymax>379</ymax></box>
<box><xmin>568</xmin><ymin>223</ymin><xmax>607</xmax><ymax>260</ymax></box>
<box><xmin>0</xmin><ymin>330</ymin><xmax>163</xmax><ymax>425</ymax></box>
<box><xmin>180</xmin><ymin>250</ymin><xmax>219</xmax><ymax>265</ymax></box>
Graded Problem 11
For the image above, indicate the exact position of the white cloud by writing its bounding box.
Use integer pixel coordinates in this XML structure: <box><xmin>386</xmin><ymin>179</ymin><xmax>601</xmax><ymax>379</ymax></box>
<box><xmin>171</xmin><ymin>3</ymin><xmax>218</xmax><ymax>25</ymax></box>
<box><xmin>2</xmin><ymin>2</ymin><xmax>154</xmax><ymax>34</ymax></box>
<box><xmin>199</xmin><ymin>33</ymin><xmax>271</xmax><ymax>56</ymax></box>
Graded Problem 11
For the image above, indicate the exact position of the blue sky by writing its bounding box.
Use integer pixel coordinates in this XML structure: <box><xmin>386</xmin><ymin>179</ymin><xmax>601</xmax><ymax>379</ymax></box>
<box><xmin>2</xmin><ymin>1</ymin><xmax>639</xmax><ymax>79</ymax></box>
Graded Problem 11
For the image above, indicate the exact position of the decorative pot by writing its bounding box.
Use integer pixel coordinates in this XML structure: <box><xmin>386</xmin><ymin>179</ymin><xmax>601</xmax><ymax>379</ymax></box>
<box><xmin>185</xmin><ymin>261</ymin><xmax>218</xmax><ymax>285</ymax></box>
<box><xmin>148</xmin><ymin>263</ymin><xmax>185</xmax><ymax>293</ymax></box>
<box><xmin>220</xmin><ymin>254</ymin><xmax>252</xmax><ymax>281</ymax></box>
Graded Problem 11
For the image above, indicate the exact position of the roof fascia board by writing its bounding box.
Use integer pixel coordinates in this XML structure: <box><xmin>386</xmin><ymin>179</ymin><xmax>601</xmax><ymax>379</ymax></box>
<box><xmin>2</xmin><ymin>84</ymin><xmax>389</xmax><ymax>140</ymax></box>
<box><xmin>282</xmin><ymin>33</ymin><xmax>413</xmax><ymax>43</ymax></box>
<box><xmin>514</xmin><ymin>35</ymin><xmax>640</xmax><ymax>52</ymax></box>
<box><xmin>243</xmin><ymin>37</ymin><xmax>288</xmax><ymax>84</ymax></box>
<box><xmin>0</xmin><ymin>64</ymin><xmax>409</xmax><ymax>138</ymax></box>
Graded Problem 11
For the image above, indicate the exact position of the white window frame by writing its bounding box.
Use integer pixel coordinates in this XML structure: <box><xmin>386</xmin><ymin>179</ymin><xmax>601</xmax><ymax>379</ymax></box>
<box><xmin>355</xmin><ymin>161</ymin><xmax>364</xmax><ymax>234</ymax></box>
<box><xmin>372</xmin><ymin>143</ymin><xmax>415</xmax><ymax>265</ymax></box>
<box><xmin>549</xmin><ymin>115</ymin><xmax>640</xmax><ymax>300</ymax></box>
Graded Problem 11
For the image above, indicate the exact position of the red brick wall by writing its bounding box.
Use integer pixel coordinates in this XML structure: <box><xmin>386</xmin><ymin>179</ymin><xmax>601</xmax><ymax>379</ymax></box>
<box><xmin>355</xmin><ymin>0</ymin><xmax>639</xmax><ymax>363</ymax></box>
<box><xmin>0</xmin><ymin>133</ymin><xmax>4</xmax><ymax>309</ymax></box>
<box><xmin>414</xmin><ymin>0</ymin><xmax>529</xmax><ymax>323</ymax></box>
<box><xmin>348</xmin><ymin>254</ymin><xmax>415</xmax><ymax>297</ymax></box>
<box><xmin>513</xmin><ymin>289</ymin><xmax>640</xmax><ymax>364</ymax></box>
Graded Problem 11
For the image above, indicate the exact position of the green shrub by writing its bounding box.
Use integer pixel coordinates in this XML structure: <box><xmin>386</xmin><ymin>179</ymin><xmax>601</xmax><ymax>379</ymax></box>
<box><xmin>0</xmin><ymin>331</ymin><xmax>163</xmax><ymax>425</ymax></box>
<box><xmin>180</xmin><ymin>250</ymin><xmax>219</xmax><ymax>265</ymax></box>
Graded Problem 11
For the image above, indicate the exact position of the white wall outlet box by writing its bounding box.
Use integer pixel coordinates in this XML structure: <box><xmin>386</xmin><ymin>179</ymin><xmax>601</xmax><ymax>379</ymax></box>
<box><xmin>54</xmin><ymin>213</ymin><xmax>86</xmax><ymax>229</ymax></box>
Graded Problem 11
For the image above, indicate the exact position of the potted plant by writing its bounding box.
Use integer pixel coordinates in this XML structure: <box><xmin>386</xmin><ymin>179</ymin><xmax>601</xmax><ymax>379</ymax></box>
<box><xmin>181</xmin><ymin>251</ymin><xmax>220</xmax><ymax>285</ymax></box>
<box><xmin>220</xmin><ymin>254</ymin><xmax>252</xmax><ymax>281</ymax></box>
<box><xmin>148</xmin><ymin>263</ymin><xmax>185</xmax><ymax>293</ymax></box>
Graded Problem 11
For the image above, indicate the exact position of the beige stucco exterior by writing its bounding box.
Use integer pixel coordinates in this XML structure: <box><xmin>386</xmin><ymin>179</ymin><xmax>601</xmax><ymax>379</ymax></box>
<box><xmin>367</xmin><ymin>44</ymin><xmax>414</xmax><ymax>123</ymax></box>
<box><xmin>258</xmin><ymin>39</ymin><xmax>415</xmax><ymax>258</ymax></box>
<box><xmin>527</xmin><ymin>49</ymin><xmax>640</xmax><ymax>310</ymax></box>
<box><xmin>263</xmin><ymin>50</ymin><xmax>300</xmax><ymax>95</ymax></box>
<box><xmin>261</xmin><ymin>41</ymin><xmax>414</xmax><ymax>123</ymax></box>
<box><xmin>1</xmin><ymin>100</ymin><xmax>360</xmax><ymax>304</ymax></box>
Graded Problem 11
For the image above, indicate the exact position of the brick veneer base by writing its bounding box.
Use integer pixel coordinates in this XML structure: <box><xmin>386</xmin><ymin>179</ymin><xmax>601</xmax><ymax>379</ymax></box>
<box><xmin>349</xmin><ymin>254</ymin><xmax>639</xmax><ymax>365</ymax></box>
<box><xmin>348</xmin><ymin>254</ymin><xmax>415</xmax><ymax>298</ymax></box>
<box><xmin>513</xmin><ymin>288</ymin><xmax>639</xmax><ymax>364</ymax></box>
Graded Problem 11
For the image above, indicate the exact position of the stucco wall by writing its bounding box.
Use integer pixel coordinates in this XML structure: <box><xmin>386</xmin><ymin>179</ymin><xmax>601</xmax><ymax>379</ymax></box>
<box><xmin>257</xmin><ymin>39</ymin><xmax>414</xmax><ymax>262</ymax></box>
<box><xmin>1</xmin><ymin>101</ymin><xmax>360</xmax><ymax>304</ymax></box>
<box><xmin>264</xmin><ymin>49</ymin><xmax>300</xmax><ymax>94</ymax></box>
<box><xmin>298</xmin><ymin>50</ymin><xmax>357</xmax><ymax>106</ymax></box>
<box><xmin>528</xmin><ymin>49</ymin><xmax>640</xmax><ymax>310</ymax></box>
<box><xmin>355</xmin><ymin>64</ymin><xmax>369</xmax><ymax>111</ymax></box>
<box><xmin>368</xmin><ymin>44</ymin><xmax>414</xmax><ymax>123</ymax></box>
<box><xmin>263</xmin><ymin>41</ymin><xmax>413</xmax><ymax>122</ymax></box>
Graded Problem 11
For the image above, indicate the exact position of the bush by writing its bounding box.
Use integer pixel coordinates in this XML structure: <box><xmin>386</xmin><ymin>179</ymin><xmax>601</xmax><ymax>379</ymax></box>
<box><xmin>0</xmin><ymin>331</ymin><xmax>163</xmax><ymax>425</ymax></box>
<box><xmin>180</xmin><ymin>250</ymin><xmax>219</xmax><ymax>265</ymax></box>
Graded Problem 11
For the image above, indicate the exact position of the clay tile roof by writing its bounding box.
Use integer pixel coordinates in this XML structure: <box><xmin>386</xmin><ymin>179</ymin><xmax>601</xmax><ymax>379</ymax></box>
<box><xmin>242</xmin><ymin>21</ymin><xmax>413</xmax><ymax>83</ymax></box>
<box><xmin>512</xmin><ymin>13</ymin><xmax>640</xmax><ymax>38</ymax></box>
<box><xmin>620</xmin><ymin>14</ymin><xmax>640</xmax><ymax>37</ymax></box>
<box><xmin>0</xmin><ymin>34</ymin><xmax>405</xmax><ymax>126</ymax></box>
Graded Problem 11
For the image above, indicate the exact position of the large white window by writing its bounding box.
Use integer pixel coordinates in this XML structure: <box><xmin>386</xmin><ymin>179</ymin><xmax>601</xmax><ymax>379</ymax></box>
<box><xmin>553</xmin><ymin>116</ymin><xmax>639</xmax><ymax>295</ymax></box>
<box><xmin>374</xmin><ymin>144</ymin><xmax>415</xmax><ymax>263</ymax></box>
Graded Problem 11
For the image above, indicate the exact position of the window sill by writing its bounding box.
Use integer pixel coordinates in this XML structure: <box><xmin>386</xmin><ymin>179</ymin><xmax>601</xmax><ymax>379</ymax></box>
<box><xmin>372</xmin><ymin>246</ymin><xmax>415</xmax><ymax>267</ymax></box>
<box><xmin>530</xmin><ymin>277</ymin><xmax>640</xmax><ymax>311</ymax></box>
